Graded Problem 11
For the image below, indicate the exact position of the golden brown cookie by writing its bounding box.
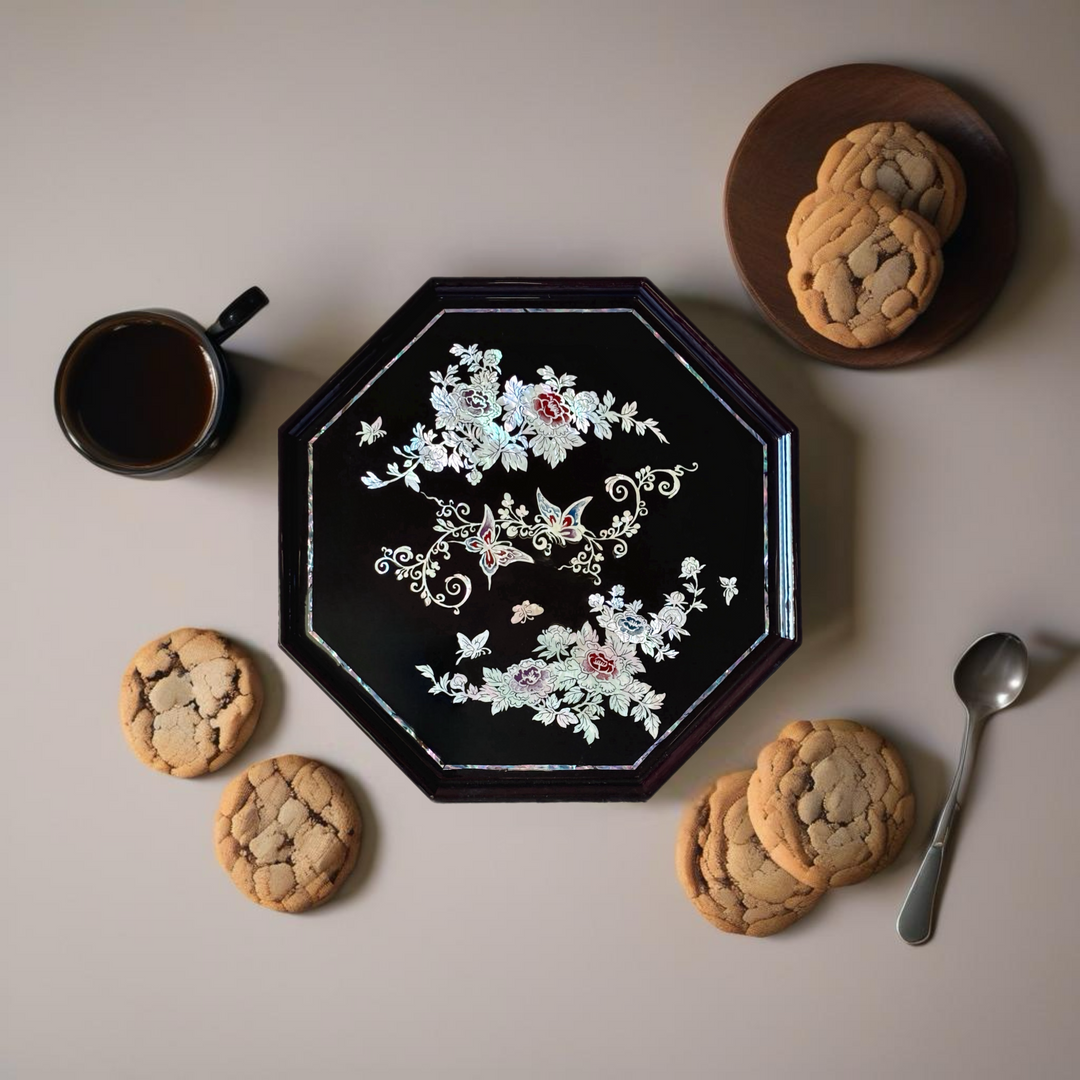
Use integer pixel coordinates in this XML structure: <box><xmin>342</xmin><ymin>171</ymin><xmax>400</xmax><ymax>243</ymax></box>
<box><xmin>676</xmin><ymin>769</ymin><xmax>825</xmax><ymax>936</ymax></box>
<box><xmin>747</xmin><ymin>720</ymin><xmax>915</xmax><ymax>890</ymax></box>
<box><xmin>119</xmin><ymin>628</ymin><xmax>262</xmax><ymax>778</ymax></box>
<box><xmin>214</xmin><ymin>755</ymin><xmax>362</xmax><ymax>913</ymax></box>
<box><xmin>817</xmin><ymin>120</ymin><xmax>966</xmax><ymax>241</ymax></box>
<box><xmin>787</xmin><ymin>187</ymin><xmax>943</xmax><ymax>348</ymax></box>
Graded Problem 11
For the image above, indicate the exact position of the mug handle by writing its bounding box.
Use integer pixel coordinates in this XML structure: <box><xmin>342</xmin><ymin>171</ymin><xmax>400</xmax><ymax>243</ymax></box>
<box><xmin>206</xmin><ymin>286</ymin><xmax>269</xmax><ymax>346</ymax></box>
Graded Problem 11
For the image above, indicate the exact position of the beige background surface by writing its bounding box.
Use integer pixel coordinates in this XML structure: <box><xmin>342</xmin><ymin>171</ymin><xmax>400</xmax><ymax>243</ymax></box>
<box><xmin>3</xmin><ymin>2</ymin><xmax>1079</xmax><ymax>1077</ymax></box>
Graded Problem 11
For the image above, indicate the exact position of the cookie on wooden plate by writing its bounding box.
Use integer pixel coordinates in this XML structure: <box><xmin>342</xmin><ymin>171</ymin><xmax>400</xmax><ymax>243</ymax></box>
<box><xmin>214</xmin><ymin>755</ymin><xmax>362</xmax><ymax>913</ymax></box>
<box><xmin>817</xmin><ymin>120</ymin><xmax>966</xmax><ymax>241</ymax></box>
<box><xmin>676</xmin><ymin>769</ymin><xmax>825</xmax><ymax>936</ymax></box>
<box><xmin>747</xmin><ymin>720</ymin><xmax>915</xmax><ymax>890</ymax></box>
<box><xmin>787</xmin><ymin>187</ymin><xmax>943</xmax><ymax>348</ymax></box>
<box><xmin>119</xmin><ymin>627</ymin><xmax>262</xmax><ymax>778</ymax></box>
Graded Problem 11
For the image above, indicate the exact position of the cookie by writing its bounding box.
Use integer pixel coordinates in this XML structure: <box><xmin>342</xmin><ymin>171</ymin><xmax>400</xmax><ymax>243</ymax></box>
<box><xmin>676</xmin><ymin>770</ymin><xmax>825</xmax><ymax>937</ymax></box>
<box><xmin>214</xmin><ymin>755</ymin><xmax>362</xmax><ymax>913</ymax></box>
<box><xmin>119</xmin><ymin>628</ymin><xmax>262</xmax><ymax>778</ymax></box>
<box><xmin>747</xmin><ymin>720</ymin><xmax>915</xmax><ymax>890</ymax></box>
<box><xmin>787</xmin><ymin>187</ymin><xmax>943</xmax><ymax>348</ymax></box>
<box><xmin>817</xmin><ymin>120</ymin><xmax>966</xmax><ymax>241</ymax></box>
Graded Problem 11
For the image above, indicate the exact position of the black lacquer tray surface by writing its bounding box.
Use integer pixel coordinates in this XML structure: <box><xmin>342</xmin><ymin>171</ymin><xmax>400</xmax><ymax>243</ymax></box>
<box><xmin>280</xmin><ymin>279</ymin><xmax>799</xmax><ymax>800</ymax></box>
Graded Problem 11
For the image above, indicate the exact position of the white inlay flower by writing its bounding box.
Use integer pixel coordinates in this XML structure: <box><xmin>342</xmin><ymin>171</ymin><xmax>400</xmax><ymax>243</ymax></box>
<box><xmin>418</xmin><ymin>438</ymin><xmax>449</xmax><ymax>473</ymax></box>
<box><xmin>361</xmin><ymin>344</ymin><xmax>668</xmax><ymax>491</ymax></box>
<box><xmin>419</xmin><ymin>556</ymin><xmax>722</xmax><ymax>745</ymax></box>
<box><xmin>534</xmin><ymin>624</ymin><xmax>573</xmax><ymax>657</ymax></box>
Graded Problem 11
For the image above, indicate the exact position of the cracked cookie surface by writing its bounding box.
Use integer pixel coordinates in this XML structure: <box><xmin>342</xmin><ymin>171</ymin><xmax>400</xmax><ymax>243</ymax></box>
<box><xmin>119</xmin><ymin>628</ymin><xmax>262</xmax><ymax>778</ymax></box>
<box><xmin>676</xmin><ymin>770</ymin><xmax>825</xmax><ymax>937</ymax></box>
<box><xmin>787</xmin><ymin>187</ymin><xmax>942</xmax><ymax>348</ymax></box>
<box><xmin>214</xmin><ymin>755</ymin><xmax>362</xmax><ymax>913</ymax></box>
<box><xmin>747</xmin><ymin>720</ymin><xmax>915</xmax><ymax>890</ymax></box>
<box><xmin>817</xmin><ymin>120</ymin><xmax>966</xmax><ymax>241</ymax></box>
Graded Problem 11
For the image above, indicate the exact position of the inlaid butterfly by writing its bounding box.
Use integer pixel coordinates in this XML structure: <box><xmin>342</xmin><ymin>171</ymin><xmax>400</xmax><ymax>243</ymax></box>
<box><xmin>535</xmin><ymin>489</ymin><xmax>592</xmax><ymax>545</ymax></box>
<box><xmin>462</xmin><ymin>505</ymin><xmax>534</xmax><ymax>587</ymax></box>
<box><xmin>455</xmin><ymin>629</ymin><xmax>492</xmax><ymax>665</ymax></box>
<box><xmin>511</xmin><ymin>601</ymin><xmax>544</xmax><ymax>624</ymax></box>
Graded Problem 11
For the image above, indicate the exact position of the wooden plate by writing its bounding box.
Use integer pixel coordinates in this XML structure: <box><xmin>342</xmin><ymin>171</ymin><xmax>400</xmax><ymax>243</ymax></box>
<box><xmin>724</xmin><ymin>63</ymin><xmax>1017</xmax><ymax>368</ymax></box>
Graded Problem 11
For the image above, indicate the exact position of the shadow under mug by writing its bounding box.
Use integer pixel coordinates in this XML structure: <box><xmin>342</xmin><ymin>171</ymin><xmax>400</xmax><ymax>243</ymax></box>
<box><xmin>54</xmin><ymin>286</ymin><xmax>269</xmax><ymax>478</ymax></box>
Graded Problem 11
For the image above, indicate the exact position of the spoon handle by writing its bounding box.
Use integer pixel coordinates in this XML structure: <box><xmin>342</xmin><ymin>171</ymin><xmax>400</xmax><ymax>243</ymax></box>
<box><xmin>896</xmin><ymin>823</ymin><xmax>950</xmax><ymax>944</ymax></box>
<box><xmin>897</xmin><ymin>711</ymin><xmax>982</xmax><ymax>945</ymax></box>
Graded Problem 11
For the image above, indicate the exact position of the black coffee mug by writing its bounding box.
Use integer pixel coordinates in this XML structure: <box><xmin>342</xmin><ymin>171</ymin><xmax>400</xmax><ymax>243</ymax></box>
<box><xmin>54</xmin><ymin>286</ymin><xmax>269</xmax><ymax>478</ymax></box>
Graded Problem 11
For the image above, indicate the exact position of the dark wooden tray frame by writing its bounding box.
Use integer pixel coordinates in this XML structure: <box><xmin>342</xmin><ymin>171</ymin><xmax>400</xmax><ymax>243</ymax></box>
<box><xmin>279</xmin><ymin>278</ymin><xmax>801</xmax><ymax>801</ymax></box>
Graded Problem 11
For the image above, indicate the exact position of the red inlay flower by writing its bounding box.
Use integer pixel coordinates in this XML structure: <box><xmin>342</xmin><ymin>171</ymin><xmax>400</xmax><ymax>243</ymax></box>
<box><xmin>582</xmin><ymin>647</ymin><xmax>619</xmax><ymax>681</ymax></box>
<box><xmin>533</xmin><ymin>389</ymin><xmax>572</xmax><ymax>426</ymax></box>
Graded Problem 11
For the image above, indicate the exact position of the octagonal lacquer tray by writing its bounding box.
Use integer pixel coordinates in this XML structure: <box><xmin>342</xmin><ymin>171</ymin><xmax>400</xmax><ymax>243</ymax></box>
<box><xmin>280</xmin><ymin>279</ymin><xmax>799</xmax><ymax>800</ymax></box>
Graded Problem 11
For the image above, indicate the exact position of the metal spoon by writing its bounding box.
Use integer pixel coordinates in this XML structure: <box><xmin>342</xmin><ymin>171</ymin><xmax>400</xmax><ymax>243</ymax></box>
<box><xmin>897</xmin><ymin>632</ymin><xmax>1029</xmax><ymax>945</ymax></box>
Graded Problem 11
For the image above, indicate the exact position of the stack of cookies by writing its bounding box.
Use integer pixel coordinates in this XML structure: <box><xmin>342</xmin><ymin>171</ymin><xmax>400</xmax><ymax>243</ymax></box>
<box><xmin>787</xmin><ymin>121</ymin><xmax>966</xmax><ymax>348</ymax></box>
<box><xmin>676</xmin><ymin>719</ymin><xmax>915</xmax><ymax>937</ymax></box>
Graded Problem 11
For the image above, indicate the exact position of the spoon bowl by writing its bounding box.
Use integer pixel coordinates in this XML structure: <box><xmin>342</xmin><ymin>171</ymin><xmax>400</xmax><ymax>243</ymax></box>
<box><xmin>953</xmin><ymin>632</ymin><xmax>1029</xmax><ymax>715</ymax></box>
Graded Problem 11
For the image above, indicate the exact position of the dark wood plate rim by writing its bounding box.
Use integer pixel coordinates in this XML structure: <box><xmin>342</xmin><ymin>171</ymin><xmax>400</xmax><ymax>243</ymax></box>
<box><xmin>724</xmin><ymin>62</ymin><xmax>1018</xmax><ymax>369</ymax></box>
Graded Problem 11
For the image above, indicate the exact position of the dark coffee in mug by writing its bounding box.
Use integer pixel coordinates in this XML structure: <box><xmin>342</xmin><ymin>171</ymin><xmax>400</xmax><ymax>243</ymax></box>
<box><xmin>55</xmin><ymin>287</ymin><xmax>267</xmax><ymax>478</ymax></box>
<box><xmin>61</xmin><ymin>320</ymin><xmax>215</xmax><ymax>467</ymax></box>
